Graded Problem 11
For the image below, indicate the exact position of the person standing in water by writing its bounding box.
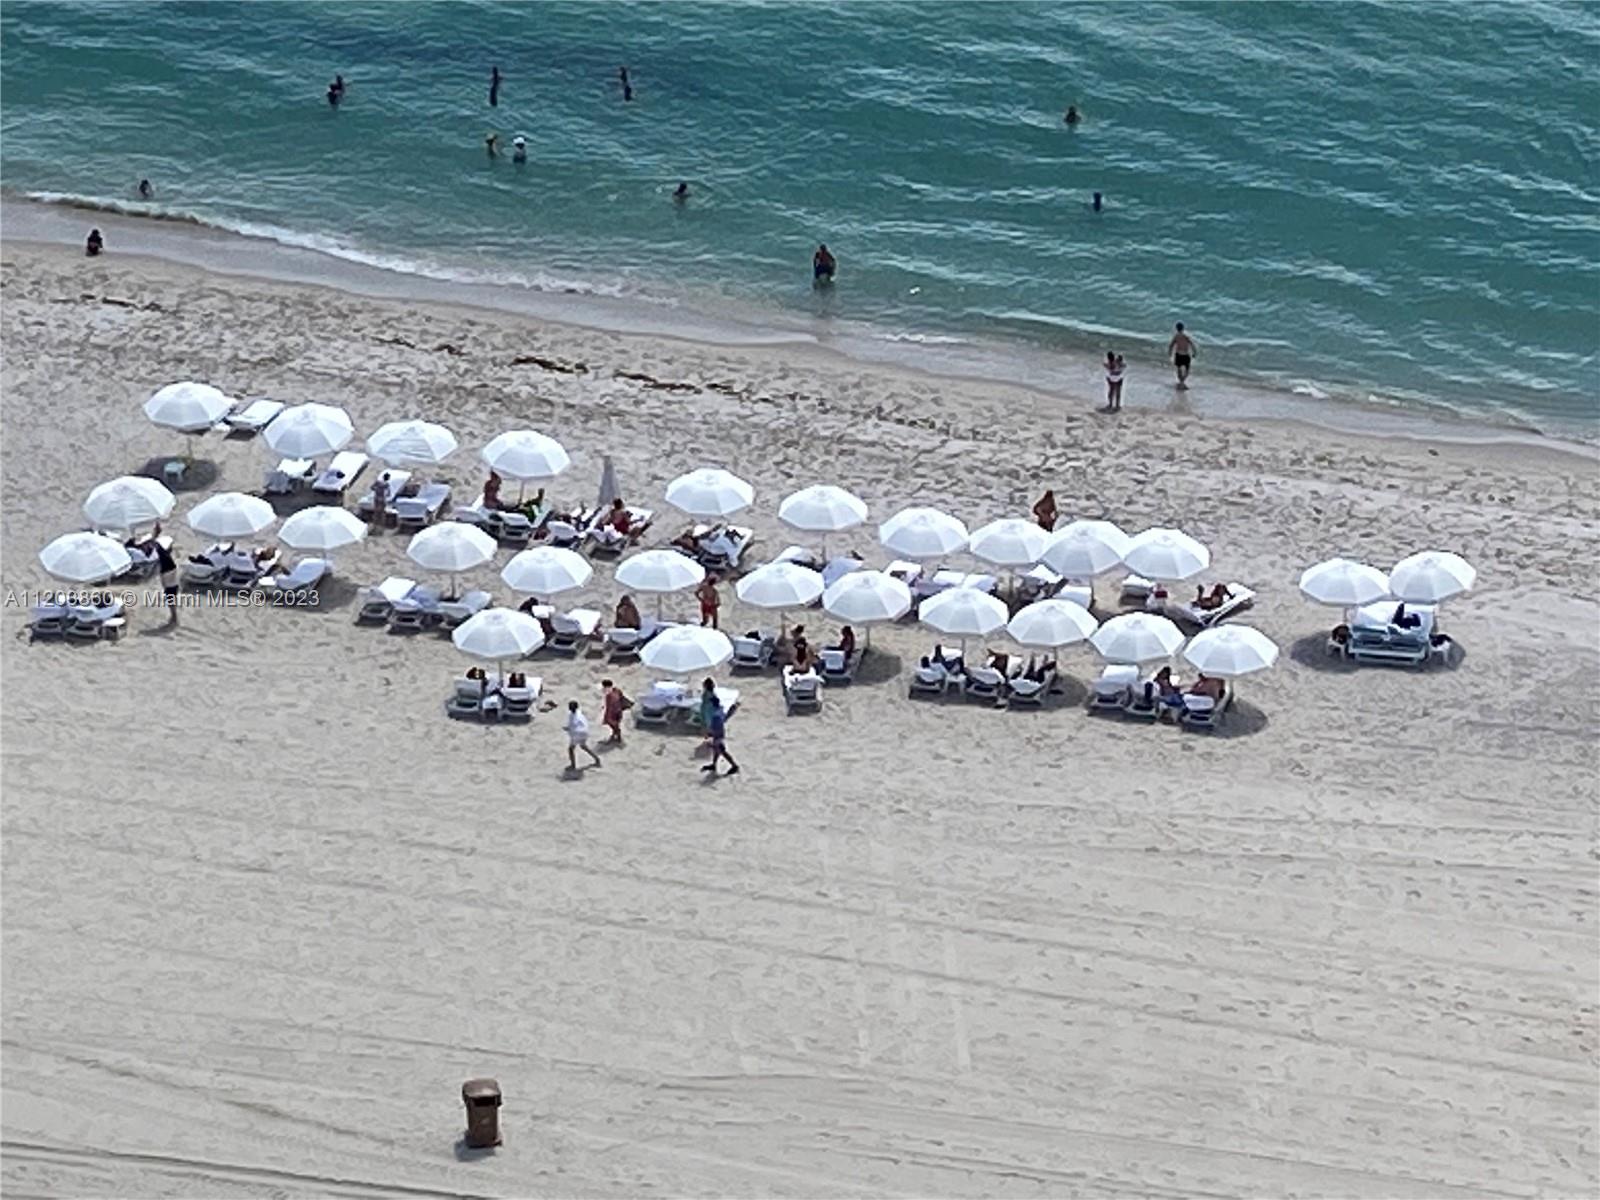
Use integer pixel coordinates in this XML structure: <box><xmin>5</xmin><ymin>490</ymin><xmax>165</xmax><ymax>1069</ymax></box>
<box><xmin>1092</xmin><ymin>191</ymin><xmax>1103</xmax><ymax>212</ymax></box>
<box><xmin>485</xmin><ymin>132</ymin><xmax>500</xmax><ymax>159</ymax></box>
<box><xmin>512</xmin><ymin>135</ymin><xmax>527</xmax><ymax>163</ymax></box>
<box><xmin>489</xmin><ymin>65</ymin><xmax>502</xmax><ymax>107</ymax></box>
<box><xmin>813</xmin><ymin>243</ymin><xmax>837</xmax><ymax>282</ymax></box>
<box><xmin>327</xmin><ymin>74</ymin><xmax>345</xmax><ymax>107</ymax></box>
<box><xmin>138</xmin><ymin>179</ymin><xmax>153</xmax><ymax>200</ymax></box>
<box><xmin>673</xmin><ymin>181</ymin><xmax>690</xmax><ymax>203</ymax></box>
<box><xmin>619</xmin><ymin>65</ymin><xmax>634</xmax><ymax>101</ymax></box>
<box><xmin>1167</xmin><ymin>322</ymin><xmax>1196</xmax><ymax>389</ymax></box>
<box><xmin>1064</xmin><ymin>104</ymin><xmax>1081</xmax><ymax>126</ymax></box>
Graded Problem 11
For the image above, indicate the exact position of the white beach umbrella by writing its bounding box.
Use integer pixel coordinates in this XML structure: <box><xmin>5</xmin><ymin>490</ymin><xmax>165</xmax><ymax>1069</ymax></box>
<box><xmin>1007</xmin><ymin>598</ymin><xmax>1099</xmax><ymax>649</ymax></box>
<box><xmin>919</xmin><ymin>586</ymin><xmax>1010</xmax><ymax>641</ymax></box>
<box><xmin>501</xmin><ymin>546</ymin><xmax>592</xmax><ymax>596</ymax></box>
<box><xmin>617</xmin><ymin>549</ymin><xmax>705</xmax><ymax>618</ymax></box>
<box><xmin>187</xmin><ymin>492</ymin><xmax>276</xmax><ymax>539</ymax></box>
<box><xmin>144</xmin><ymin>381</ymin><xmax>233</xmax><ymax>432</ymax></box>
<box><xmin>279</xmin><ymin>505</ymin><xmax>367</xmax><ymax>554</ymax></box>
<box><xmin>264</xmin><ymin>403</ymin><xmax>355</xmax><ymax>458</ymax></box>
<box><xmin>1298</xmin><ymin>557</ymin><xmax>1391</xmax><ymax>608</ymax></box>
<box><xmin>822</xmin><ymin>570</ymin><xmax>913</xmax><ymax>629</ymax></box>
<box><xmin>83</xmin><ymin>476</ymin><xmax>175</xmax><ymax>532</ymax></box>
<box><xmin>452</xmin><ymin>607</ymin><xmax>545</xmax><ymax>675</ymax></box>
<box><xmin>482</xmin><ymin>429</ymin><xmax>571</xmax><ymax>482</ymax></box>
<box><xmin>1183</xmin><ymin>624</ymin><xmax>1280</xmax><ymax>678</ymax></box>
<box><xmin>879</xmin><ymin>506</ymin><xmax>968</xmax><ymax>561</ymax></box>
<box><xmin>408</xmin><ymin>521</ymin><xmax>496</xmax><ymax>573</ymax></box>
<box><xmin>640</xmin><ymin>625</ymin><xmax>734</xmax><ymax>674</ymax></box>
<box><xmin>665</xmin><ymin>467</ymin><xmax>754</xmax><ymax>518</ymax></box>
<box><xmin>1388</xmin><ymin>551</ymin><xmax>1476</xmax><ymax>604</ymax></box>
<box><xmin>367</xmin><ymin>419</ymin><xmax>458</xmax><ymax>467</ymax></box>
<box><xmin>39</xmin><ymin>532</ymin><xmax>132</xmax><ymax>583</ymax></box>
<box><xmin>735</xmin><ymin>561</ymin><xmax>825</xmax><ymax>610</ymax></box>
<box><xmin>1090</xmin><ymin>612</ymin><xmax>1185</xmax><ymax>664</ymax></box>
<box><xmin>1041</xmin><ymin>519</ymin><xmax>1131</xmax><ymax>578</ymax></box>
<box><xmin>779</xmin><ymin>485</ymin><xmax>869</xmax><ymax>533</ymax></box>
<box><xmin>1123</xmin><ymin>527</ymin><xmax>1211</xmax><ymax>582</ymax></box>
<box><xmin>969</xmin><ymin>518</ymin><xmax>1049</xmax><ymax>569</ymax></box>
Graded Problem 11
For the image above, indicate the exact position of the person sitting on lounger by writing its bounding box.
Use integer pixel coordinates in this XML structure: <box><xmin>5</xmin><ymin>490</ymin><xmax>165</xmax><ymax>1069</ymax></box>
<box><xmin>671</xmin><ymin>526</ymin><xmax>702</xmax><ymax>554</ymax></box>
<box><xmin>614</xmin><ymin>594</ymin><xmax>642</xmax><ymax>630</ymax></box>
<box><xmin>1189</xmin><ymin>674</ymin><xmax>1226</xmax><ymax>701</ymax></box>
<box><xmin>988</xmin><ymin>650</ymin><xmax>1013</xmax><ymax>676</ymax></box>
<box><xmin>607</xmin><ymin>498</ymin><xmax>631</xmax><ymax>534</ymax></box>
<box><xmin>790</xmin><ymin>628</ymin><xmax>812</xmax><ymax>672</ymax></box>
<box><xmin>931</xmin><ymin>643</ymin><xmax>963</xmax><ymax>672</ymax></box>
<box><xmin>1194</xmin><ymin>582</ymin><xmax>1234</xmax><ymax>611</ymax></box>
<box><xmin>518</xmin><ymin>595</ymin><xmax>546</xmax><ymax>615</ymax></box>
<box><xmin>1033</xmin><ymin>489</ymin><xmax>1058</xmax><ymax>531</ymax></box>
<box><xmin>829</xmin><ymin>625</ymin><xmax>856</xmax><ymax>662</ymax></box>
<box><xmin>1151</xmin><ymin>666</ymin><xmax>1187</xmax><ymax>714</ymax></box>
<box><xmin>701</xmin><ymin>526</ymin><xmax>739</xmax><ymax>563</ymax></box>
<box><xmin>483</xmin><ymin>470</ymin><xmax>504</xmax><ymax>510</ymax></box>
<box><xmin>1392</xmin><ymin>602</ymin><xmax>1422</xmax><ymax>629</ymax></box>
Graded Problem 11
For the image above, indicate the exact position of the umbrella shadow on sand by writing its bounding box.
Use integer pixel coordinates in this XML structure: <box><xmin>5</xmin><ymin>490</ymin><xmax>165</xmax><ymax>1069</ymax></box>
<box><xmin>1196</xmin><ymin>698</ymin><xmax>1270</xmax><ymax>740</ymax></box>
<box><xmin>855</xmin><ymin>649</ymin><xmax>903</xmax><ymax>686</ymax></box>
<box><xmin>1288</xmin><ymin>632</ymin><xmax>1468</xmax><ymax>675</ymax></box>
<box><xmin>135</xmin><ymin>457</ymin><xmax>218</xmax><ymax>493</ymax></box>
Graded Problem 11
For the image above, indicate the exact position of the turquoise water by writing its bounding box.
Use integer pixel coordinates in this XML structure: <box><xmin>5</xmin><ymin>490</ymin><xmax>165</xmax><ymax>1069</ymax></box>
<box><xmin>3</xmin><ymin>1</ymin><xmax>1597</xmax><ymax>433</ymax></box>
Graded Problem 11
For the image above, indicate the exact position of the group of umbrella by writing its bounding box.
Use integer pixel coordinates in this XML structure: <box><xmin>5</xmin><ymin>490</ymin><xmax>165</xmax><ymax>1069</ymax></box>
<box><xmin>37</xmin><ymin>380</ymin><xmax>1478</xmax><ymax>694</ymax></box>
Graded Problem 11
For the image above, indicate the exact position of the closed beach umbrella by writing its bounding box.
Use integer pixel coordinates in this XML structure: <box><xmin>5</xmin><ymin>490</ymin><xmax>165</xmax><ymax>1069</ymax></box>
<box><xmin>823</xmin><ymin>569</ymin><xmax>912</xmax><ymax>629</ymax></box>
<box><xmin>1041</xmin><ymin>519</ymin><xmax>1130</xmax><ymax>578</ymax></box>
<box><xmin>1007</xmin><ymin>598</ymin><xmax>1099</xmax><ymax>649</ymax></box>
<box><xmin>1090</xmin><ymin>612</ymin><xmax>1185</xmax><ymax>664</ymax></box>
<box><xmin>144</xmin><ymin>381</ymin><xmax>233</xmax><ymax>432</ymax></box>
<box><xmin>617</xmin><ymin>548</ymin><xmax>705</xmax><ymax>618</ymax></box>
<box><xmin>279</xmin><ymin>505</ymin><xmax>367</xmax><ymax>554</ymax></box>
<box><xmin>1388</xmin><ymin>550</ymin><xmax>1475</xmax><ymax>604</ymax></box>
<box><xmin>879</xmin><ymin>506</ymin><xmax>968</xmax><ymax>560</ymax></box>
<box><xmin>969</xmin><ymin>518</ymin><xmax>1049</xmax><ymax>569</ymax></box>
<box><xmin>40</xmin><ymin>532</ymin><xmax>131</xmax><ymax>583</ymax></box>
<box><xmin>666</xmin><ymin>467</ymin><xmax>754</xmax><ymax>518</ymax></box>
<box><xmin>1299</xmin><ymin>557</ymin><xmax>1390</xmax><ymax>608</ymax></box>
<box><xmin>453</xmin><ymin>607</ymin><xmax>545</xmax><ymax>676</ymax></box>
<box><xmin>188</xmin><ymin>492</ymin><xmax>276</xmax><ymax>539</ymax></box>
<box><xmin>482</xmin><ymin>429</ymin><xmax>570</xmax><ymax>481</ymax></box>
<box><xmin>779</xmin><ymin>485</ymin><xmax>869</xmax><ymax>533</ymax></box>
<box><xmin>1183</xmin><ymin>624</ymin><xmax>1280</xmax><ymax>678</ymax></box>
<box><xmin>919</xmin><ymin>586</ymin><xmax>1009</xmax><ymax>639</ymax></box>
<box><xmin>501</xmin><ymin>546</ymin><xmax>592</xmax><ymax>596</ymax></box>
<box><xmin>595</xmin><ymin>456</ymin><xmax>620</xmax><ymax>512</ymax></box>
<box><xmin>264</xmin><ymin>403</ymin><xmax>354</xmax><ymax>458</ymax></box>
<box><xmin>84</xmin><ymin>476</ymin><xmax>175</xmax><ymax>532</ymax></box>
<box><xmin>735</xmin><ymin>561</ymin><xmax>825</xmax><ymax>610</ymax></box>
<box><xmin>367</xmin><ymin>419</ymin><xmax>458</xmax><ymax>467</ymax></box>
<box><xmin>640</xmin><ymin>625</ymin><xmax>734</xmax><ymax>674</ymax></box>
<box><xmin>1123</xmin><ymin>527</ymin><xmax>1211</xmax><ymax>581</ymax></box>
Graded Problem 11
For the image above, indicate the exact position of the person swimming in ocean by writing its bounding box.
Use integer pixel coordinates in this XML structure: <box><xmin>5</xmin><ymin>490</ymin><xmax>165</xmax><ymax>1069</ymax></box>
<box><xmin>485</xmin><ymin>132</ymin><xmax>500</xmax><ymax>159</ymax></box>
<box><xmin>813</xmin><ymin>243</ymin><xmax>837</xmax><ymax>283</ymax></box>
<box><xmin>326</xmin><ymin>74</ymin><xmax>346</xmax><ymax>107</ymax></box>
<box><xmin>86</xmin><ymin>228</ymin><xmax>103</xmax><ymax>257</ymax></box>
<box><xmin>490</xmin><ymin>65</ymin><xmax>502</xmax><ymax>107</ymax></box>
<box><xmin>512</xmin><ymin>135</ymin><xmax>527</xmax><ymax>163</ymax></box>
<box><xmin>138</xmin><ymin>179</ymin><xmax>152</xmax><ymax>200</ymax></box>
<box><xmin>673</xmin><ymin>181</ymin><xmax>689</xmax><ymax>203</ymax></box>
<box><xmin>1064</xmin><ymin>104</ymin><xmax>1081</xmax><ymax>126</ymax></box>
<box><xmin>619</xmin><ymin>65</ymin><xmax>634</xmax><ymax>102</ymax></box>
<box><xmin>1092</xmin><ymin>191</ymin><xmax>1103</xmax><ymax>212</ymax></box>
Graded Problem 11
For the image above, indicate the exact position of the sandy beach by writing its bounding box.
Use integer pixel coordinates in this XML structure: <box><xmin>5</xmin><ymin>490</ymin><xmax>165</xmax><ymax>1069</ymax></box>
<box><xmin>2</xmin><ymin>239</ymin><xmax>1596</xmax><ymax>1198</ymax></box>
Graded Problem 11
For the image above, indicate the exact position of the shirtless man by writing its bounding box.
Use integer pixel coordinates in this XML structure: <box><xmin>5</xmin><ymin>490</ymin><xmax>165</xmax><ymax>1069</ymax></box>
<box><xmin>1167</xmin><ymin>322</ymin><xmax>1196</xmax><ymax>389</ymax></box>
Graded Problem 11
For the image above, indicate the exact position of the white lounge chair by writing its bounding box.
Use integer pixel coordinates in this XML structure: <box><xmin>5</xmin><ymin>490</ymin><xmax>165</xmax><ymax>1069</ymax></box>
<box><xmin>547</xmin><ymin>608</ymin><xmax>602</xmax><ymax>654</ymax></box>
<box><xmin>821</xmin><ymin>555</ymin><xmax>866</xmax><ymax>588</ymax></box>
<box><xmin>438</xmin><ymin>590</ymin><xmax>493</xmax><ymax>629</ymax></box>
<box><xmin>446</xmin><ymin>675</ymin><xmax>499</xmax><ymax>719</ymax></box>
<box><xmin>1180</xmin><ymin>688</ymin><xmax>1230</xmax><ymax>730</ymax></box>
<box><xmin>783</xmin><ymin>670</ymin><xmax>823</xmax><ymax>714</ymax></box>
<box><xmin>223</xmin><ymin>398</ymin><xmax>284</xmax><ymax>434</ymax></box>
<box><xmin>1168</xmin><ymin>584</ymin><xmax>1256</xmax><ymax>629</ymax></box>
<box><xmin>1089</xmin><ymin>664</ymin><xmax>1139</xmax><ymax>711</ymax></box>
<box><xmin>543</xmin><ymin>518</ymin><xmax>581</xmax><ymax>549</ymax></box>
<box><xmin>66</xmin><ymin>598</ymin><xmax>126</xmax><ymax>641</ymax></box>
<box><xmin>698</xmin><ymin>525</ymin><xmax>755</xmax><ymax>572</ymax></box>
<box><xmin>886</xmin><ymin>560</ymin><xmax>924</xmax><ymax>590</ymax></box>
<box><xmin>586</xmin><ymin>507</ymin><xmax>654</xmax><ymax>556</ymax></box>
<box><xmin>731</xmin><ymin>634</ymin><xmax>776</xmax><ymax>670</ymax></box>
<box><xmin>1121</xmin><ymin>574</ymin><xmax>1155</xmax><ymax>603</ymax></box>
<box><xmin>497</xmin><ymin>511</ymin><xmax>535</xmax><ymax>548</ymax></box>
<box><xmin>1007</xmin><ymin>669</ymin><xmax>1055</xmax><ymax>708</ymax></box>
<box><xmin>357</xmin><ymin>576</ymin><xmax>416</xmax><ymax>624</ymax></box>
<box><xmin>772</xmin><ymin>545</ymin><xmax>824</xmax><ymax>572</ymax></box>
<box><xmin>395</xmin><ymin>482</ymin><xmax>451</xmax><ymax>531</ymax></box>
<box><xmin>962</xmin><ymin>666</ymin><xmax>1006</xmax><ymax>703</ymax></box>
<box><xmin>636</xmin><ymin>681</ymin><xmax>683</xmax><ymax>726</ymax></box>
<box><xmin>499</xmin><ymin>677</ymin><xmax>543</xmax><ymax>720</ymax></box>
<box><xmin>181</xmin><ymin>545</ymin><xmax>232</xmax><ymax>586</ymax></box>
<box><xmin>29</xmin><ymin>597</ymin><xmax>73</xmax><ymax>639</ymax></box>
<box><xmin>260</xmin><ymin>557</ymin><xmax>329</xmax><ymax>595</ymax></box>
<box><xmin>356</xmin><ymin>469</ymin><xmax>413</xmax><ymax>522</ymax></box>
<box><xmin>312</xmin><ymin>450</ymin><xmax>370</xmax><ymax>498</ymax></box>
<box><xmin>819</xmin><ymin>646</ymin><xmax>862</xmax><ymax>685</ymax></box>
<box><xmin>221</xmin><ymin>549</ymin><xmax>277</xmax><ymax>590</ymax></box>
<box><xmin>265</xmin><ymin>457</ymin><xmax>317</xmax><ymax>495</ymax></box>
<box><xmin>1123</xmin><ymin>679</ymin><xmax>1162</xmax><ymax>720</ymax></box>
<box><xmin>389</xmin><ymin>585</ymin><xmax>443</xmax><ymax>631</ymax></box>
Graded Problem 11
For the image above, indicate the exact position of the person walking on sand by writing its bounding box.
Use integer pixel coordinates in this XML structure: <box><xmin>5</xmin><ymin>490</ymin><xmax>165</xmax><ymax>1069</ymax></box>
<box><xmin>1168</xmin><ymin>322</ymin><xmax>1196</xmax><ymax>389</ymax></box>
<box><xmin>700</xmin><ymin>693</ymin><xmax>739</xmax><ymax>777</ymax></box>
<box><xmin>1104</xmin><ymin>350</ymin><xmax>1125</xmax><ymax>411</ymax></box>
<box><xmin>156</xmin><ymin>539</ymin><xmax>180</xmax><ymax>626</ymax></box>
<box><xmin>601</xmin><ymin>678</ymin><xmax>630</xmax><ymax>744</ymax></box>
<box><xmin>696</xmin><ymin>574</ymin><xmax>721</xmax><ymax>629</ymax></box>
<box><xmin>564</xmin><ymin>700</ymin><xmax>603</xmax><ymax>772</ymax></box>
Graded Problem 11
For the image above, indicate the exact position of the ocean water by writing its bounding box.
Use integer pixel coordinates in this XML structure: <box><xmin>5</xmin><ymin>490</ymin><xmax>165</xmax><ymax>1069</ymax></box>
<box><xmin>3</xmin><ymin>0</ymin><xmax>1596</xmax><ymax>435</ymax></box>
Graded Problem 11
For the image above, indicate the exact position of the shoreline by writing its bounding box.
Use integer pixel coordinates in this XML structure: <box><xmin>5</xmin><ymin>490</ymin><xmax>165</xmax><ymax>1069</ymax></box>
<box><xmin>6</xmin><ymin>194</ymin><xmax>1592</xmax><ymax>461</ymax></box>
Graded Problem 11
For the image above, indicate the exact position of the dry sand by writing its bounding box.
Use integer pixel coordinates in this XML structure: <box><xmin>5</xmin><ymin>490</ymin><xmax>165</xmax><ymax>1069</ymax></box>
<box><xmin>2</xmin><ymin>241</ymin><xmax>1597</xmax><ymax>1198</ymax></box>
